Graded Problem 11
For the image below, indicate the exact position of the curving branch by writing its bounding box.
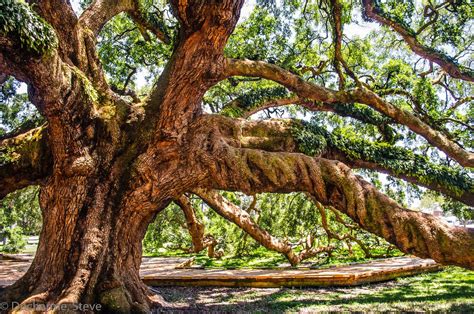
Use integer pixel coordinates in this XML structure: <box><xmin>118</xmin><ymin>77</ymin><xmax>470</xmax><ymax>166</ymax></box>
<box><xmin>175</xmin><ymin>195</ymin><xmax>217</xmax><ymax>257</ymax></box>
<box><xmin>194</xmin><ymin>188</ymin><xmax>334</xmax><ymax>266</ymax></box>
<box><xmin>220</xmin><ymin>89</ymin><xmax>396</xmax><ymax>142</ymax></box>
<box><xmin>79</xmin><ymin>0</ymin><xmax>169</xmax><ymax>43</ymax></box>
<box><xmin>0</xmin><ymin>126</ymin><xmax>52</xmax><ymax>199</ymax></box>
<box><xmin>194</xmin><ymin>115</ymin><xmax>473</xmax><ymax>206</ymax></box>
<box><xmin>224</xmin><ymin>58</ymin><xmax>474</xmax><ymax>167</ymax></box>
<box><xmin>195</xmin><ymin>132</ymin><xmax>474</xmax><ymax>268</ymax></box>
<box><xmin>362</xmin><ymin>0</ymin><xmax>474</xmax><ymax>82</ymax></box>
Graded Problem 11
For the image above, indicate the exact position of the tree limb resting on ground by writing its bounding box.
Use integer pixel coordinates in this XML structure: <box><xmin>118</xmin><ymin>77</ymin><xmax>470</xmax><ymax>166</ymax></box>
<box><xmin>194</xmin><ymin>188</ymin><xmax>334</xmax><ymax>266</ymax></box>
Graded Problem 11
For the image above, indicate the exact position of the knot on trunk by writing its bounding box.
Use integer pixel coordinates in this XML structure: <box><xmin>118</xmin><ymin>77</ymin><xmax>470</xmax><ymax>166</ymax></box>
<box><xmin>65</xmin><ymin>154</ymin><xmax>96</xmax><ymax>177</ymax></box>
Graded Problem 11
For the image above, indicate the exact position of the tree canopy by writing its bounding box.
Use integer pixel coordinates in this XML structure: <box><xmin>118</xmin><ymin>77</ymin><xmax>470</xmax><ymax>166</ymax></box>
<box><xmin>0</xmin><ymin>0</ymin><xmax>473</xmax><ymax>312</ymax></box>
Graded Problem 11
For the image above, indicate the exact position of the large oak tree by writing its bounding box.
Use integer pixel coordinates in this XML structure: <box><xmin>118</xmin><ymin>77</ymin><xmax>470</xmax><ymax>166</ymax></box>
<box><xmin>0</xmin><ymin>0</ymin><xmax>473</xmax><ymax>312</ymax></box>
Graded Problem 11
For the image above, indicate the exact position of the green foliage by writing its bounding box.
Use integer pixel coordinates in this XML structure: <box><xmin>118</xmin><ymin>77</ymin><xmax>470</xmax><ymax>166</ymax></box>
<box><xmin>375</xmin><ymin>59</ymin><xmax>415</xmax><ymax>90</ymax></box>
<box><xmin>442</xmin><ymin>199</ymin><xmax>474</xmax><ymax>224</ymax></box>
<box><xmin>294</xmin><ymin>119</ymin><xmax>473</xmax><ymax>196</ymax></box>
<box><xmin>0</xmin><ymin>77</ymin><xmax>43</xmax><ymax>136</ymax></box>
<box><xmin>413</xmin><ymin>77</ymin><xmax>441</xmax><ymax>120</ymax></box>
<box><xmin>0</xmin><ymin>0</ymin><xmax>57</xmax><ymax>54</ymax></box>
<box><xmin>0</xmin><ymin>226</ymin><xmax>26</xmax><ymax>253</ymax></box>
<box><xmin>0</xmin><ymin>186</ymin><xmax>41</xmax><ymax>253</ymax></box>
<box><xmin>143</xmin><ymin>203</ymin><xmax>191</xmax><ymax>255</ymax></box>
<box><xmin>332</xmin><ymin>103</ymin><xmax>392</xmax><ymax>126</ymax></box>
<box><xmin>292</xmin><ymin>121</ymin><xmax>328</xmax><ymax>156</ymax></box>
<box><xmin>96</xmin><ymin>1</ymin><xmax>174</xmax><ymax>93</ymax></box>
<box><xmin>143</xmin><ymin>192</ymin><xmax>398</xmax><ymax>264</ymax></box>
<box><xmin>226</xmin><ymin>6</ymin><xmax>288</xmax><ymax>63</ymax></box>
<box><xmin>221</xmin><ymin>87</ymin><xmax>290</xmax><ymax>118</ymax></box>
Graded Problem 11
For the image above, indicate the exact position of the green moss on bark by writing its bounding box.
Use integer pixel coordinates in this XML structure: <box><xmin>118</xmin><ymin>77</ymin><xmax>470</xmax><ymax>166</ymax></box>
<box><xmin>293</xmin><ymin>120</ymin><xmax>473</xmax><ymax>196</ymax></box>
<box><xmin>0</xmin><ymin>0</ymin><xmax>57</xmax><ymax>54</ymax></box>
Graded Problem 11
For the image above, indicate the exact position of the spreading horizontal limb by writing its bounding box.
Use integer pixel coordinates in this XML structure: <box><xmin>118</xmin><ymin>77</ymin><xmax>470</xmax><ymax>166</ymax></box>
<box><xmin>0</xmin><ymin>126</ymin><xmax>51</xmax><ymax>199</ymax></box>
<box><xmin>193</xmin><ymin>117</ymin><xmax>474</xmax><ymax>269</ymax></box>
<box><xmin>224</xmin><ymin>59</ymin><xmax>474</xmax><ymax>167</ymax></box>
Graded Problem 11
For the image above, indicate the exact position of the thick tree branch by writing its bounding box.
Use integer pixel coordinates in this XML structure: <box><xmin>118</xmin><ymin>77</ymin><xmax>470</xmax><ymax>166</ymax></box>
<box><xmin>139</xmin><ymin>0</ymin><xmax>244</xmax><ymax>140</ymax></box>
<box><xmin>0</xmin><ymin>126</ymin><xmax>52</xmax><ymax>199</ymax></box>
<box><xmin>194</xmin><ymin>189</ymin><xmax>334</xmax><ymax>266</ymax></box>
<box><xmin>362</xmin><ymin>0</ymin><xmax>474</xmax><ymax>82</ymax></box>
<box><xmin>26</xmin><ymin>0</ymin><xmax>78</xmax><ymax>63</ymax></box>
<box><xmin>0</xmin><ymin>39</ymin><xmax>67</xmax><ymax>110</ymax></box>
<box><xmin>195</xmin><ymin>133</ymin><xmax>474</xmax><ymax>268</ymax></box>
<box><xmin>224</xmin><ymin>58</ymin><xmax>474</xmax><ymax>167</ymax></box>
<box><xmin>191</xmin><ymin>114</ymin><xmax>473</xmax><ymax>205</ymax></box>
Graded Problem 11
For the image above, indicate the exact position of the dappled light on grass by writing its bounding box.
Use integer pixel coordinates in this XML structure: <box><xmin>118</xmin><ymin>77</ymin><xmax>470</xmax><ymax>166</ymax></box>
<box><xmin>157</xmin><ymin>267</ymin><xmax>473</xmax><ymax>312</ymax></box>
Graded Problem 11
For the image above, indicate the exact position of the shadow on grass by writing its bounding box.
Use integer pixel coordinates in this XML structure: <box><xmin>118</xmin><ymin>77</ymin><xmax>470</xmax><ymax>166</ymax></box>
<box><xmin>155</xmin><ymin>267</ymin><xmax>474</xmax><ymax>312</ymax></box>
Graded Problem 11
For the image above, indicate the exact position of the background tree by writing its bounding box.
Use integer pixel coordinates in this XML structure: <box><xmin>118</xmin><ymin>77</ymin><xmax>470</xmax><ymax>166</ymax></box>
<box><xmin>0</xmin><ymin>186</ymin><xmax>41</xmax><ymax>253</ymax></box>
<box><xmin>0</xmin><ymin>0</ymin><xmax>473</xmax><ymax>312</ymax></box>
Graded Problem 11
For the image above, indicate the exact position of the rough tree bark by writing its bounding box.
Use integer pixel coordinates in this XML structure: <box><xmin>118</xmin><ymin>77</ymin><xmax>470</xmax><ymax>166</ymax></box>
<box><xmin>175</xmin><ymin>195</ymin><xmax>217</xmax><ymax>257</ymax></box>
<box><xmin>0</xmin><ymin>0</ymin><xmax>473</xmax><ymax>313</ymax></box>
<box><xmin>188</xmin><ymin>114</ymin><xmax>474</xmax><ymax>269</ymax></box>
<box><xmin>1</xmin><ymin>0</ymin><xmax>244</xmax><ymax>312</ymax></box>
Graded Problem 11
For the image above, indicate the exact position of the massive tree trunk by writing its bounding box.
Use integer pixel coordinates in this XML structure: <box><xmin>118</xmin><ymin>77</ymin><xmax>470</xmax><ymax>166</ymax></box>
<box><xmin>0</xmin><ymin>0</ymin><xmax>244</xmax><ymax>312</ymax></box>
<box><xmin>0</xmin><ymin>0</ymin><xmax>473</xmax><ymax>312</ymax></box>
<box><xmin>3</xmin><ymin>179</ymin><xmax>160</xmax><ymax>313</ymax></box>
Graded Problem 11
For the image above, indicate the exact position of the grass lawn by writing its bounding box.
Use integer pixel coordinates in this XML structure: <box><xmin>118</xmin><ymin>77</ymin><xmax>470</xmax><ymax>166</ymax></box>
<box><xmin>145</xmin><ymin>246</ymin><xmax>403</xmax><ymax>269</ymax></box>
<box><xmin>157</xmin><ymin>267</ymin><xmax>474</xmax><ymax>312</ymax></box>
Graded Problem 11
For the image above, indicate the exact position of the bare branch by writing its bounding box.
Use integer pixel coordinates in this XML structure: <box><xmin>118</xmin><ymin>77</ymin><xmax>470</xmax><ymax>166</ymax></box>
<box><xmin>362</xmin><ymin>0</ymin><xmax>474</xmax><ymax>82</ymax></box>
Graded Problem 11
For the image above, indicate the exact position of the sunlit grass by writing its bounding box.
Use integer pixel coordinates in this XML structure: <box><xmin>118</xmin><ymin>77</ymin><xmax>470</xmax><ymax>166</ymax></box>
<box><xmin>275</xmin><ymin>267</ymin><xmax>473</xmax><ymax>312</ymax></box>
<box><xmin>144</xmin><ymin>246</ymin><xmax>403</xmax><ymax>269</ymax></box>
<box><xmin>157</xmin><ymin>267</ymin><xmax>473</xmax><ymax>312</ymax></box>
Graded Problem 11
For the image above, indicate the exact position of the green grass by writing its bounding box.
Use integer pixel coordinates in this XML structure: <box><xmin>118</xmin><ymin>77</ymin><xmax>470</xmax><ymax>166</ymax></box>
<box><xmin>261</xmin><ymin>268</ymin><xmax>473</xmax><ymax>312</ymax></box>
<box><xmin>144</xmin><ymin>246</ymin><xmax>402</xmax><ymax>269</ymax></box>
<box><xmin>261</xmin><ymin>267</ymin><xmax>474</xmax><ymax>312</ymax></box>
<box><xmin>158</xmin><ymin>267</ymin><xmax>474</xmax><ymax>312</ymax></box>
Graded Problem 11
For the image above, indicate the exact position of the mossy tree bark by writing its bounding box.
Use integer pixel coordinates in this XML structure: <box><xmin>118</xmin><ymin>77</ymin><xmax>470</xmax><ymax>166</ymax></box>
<box><xmin>0</xmin><ymin>0</ymin><xmax>473</xmax><ymax>313</ymax></box>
